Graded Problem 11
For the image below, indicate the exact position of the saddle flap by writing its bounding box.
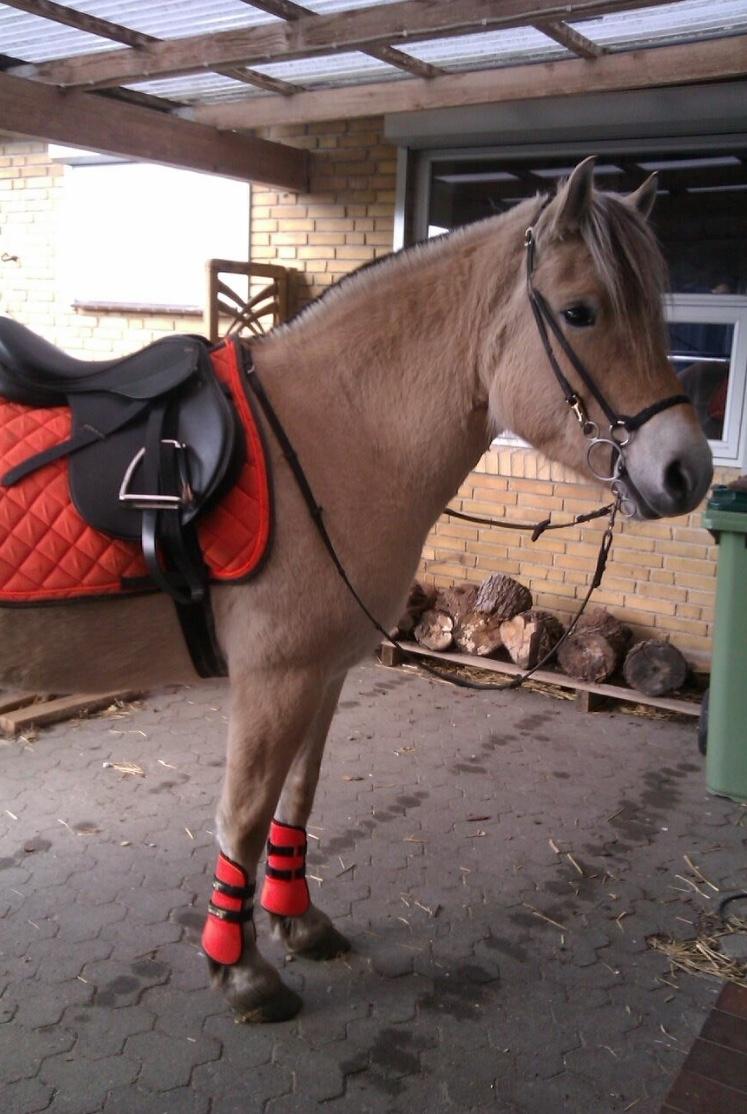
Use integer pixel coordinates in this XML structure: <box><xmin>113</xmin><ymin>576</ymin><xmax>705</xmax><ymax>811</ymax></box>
<box><xmin>68</xmin><ymin>361</ymin><xmax>240</xmax><ymax>541</ymax></box>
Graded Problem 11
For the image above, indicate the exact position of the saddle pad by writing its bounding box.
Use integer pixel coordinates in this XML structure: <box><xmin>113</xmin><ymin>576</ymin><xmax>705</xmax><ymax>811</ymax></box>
<box><xmin>0</xmin><ymin>338</ymin><xmax>271</xmax><ymax>604</ymax></box>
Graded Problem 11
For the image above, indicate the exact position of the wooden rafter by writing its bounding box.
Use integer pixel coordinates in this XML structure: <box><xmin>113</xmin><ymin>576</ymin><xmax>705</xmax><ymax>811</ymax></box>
<box><xmin>3</xmin><ymin>0</ymin><xmax>305</xmax><ymax>98</ymax></box>
<box><xmin>183</xmin><ymin>33</ymin><xmax>747</xmax><ymax>129</ymax></box>
<box><xmin>239</xmin><ymin>0</ymin><xmax>445</xmax><ymax>78</ymax></box>
<box><xmin>0</xmin><ymin>69</ymin><xmax>308</xmax><ymax>189</ymax></box>
<box><xmin>533</xmin><ymin>20</ymin><xmax>605</xmax><ymax>58</ymax></box>
<box><xmin>21</xmin><ymin>0</ymin><xmax>674</xmax><ymax>89</ymax></box>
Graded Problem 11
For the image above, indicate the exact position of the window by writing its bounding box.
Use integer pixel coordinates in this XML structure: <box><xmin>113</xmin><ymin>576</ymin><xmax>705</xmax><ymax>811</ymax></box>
<box><xmin>411</xmin><ymin>143</ymin><xmax>747</xmax><ymax>465</ymax></box>
<box><xmin>56</xmin><ymin>156</ymin><xmax>250</xmax><ymax>313</ymax></box>
<box><xmin>667</xmin><ymin>295</ymin><xmax>747</xmax><ymax>466</ymax></box>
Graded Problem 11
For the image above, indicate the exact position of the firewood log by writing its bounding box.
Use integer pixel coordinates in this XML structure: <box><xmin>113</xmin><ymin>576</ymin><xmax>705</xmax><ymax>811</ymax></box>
<box><xmin>395</xmin><ymin>581</ymin><xmax>437</xmax><ymax>637</ymax></box>
<box><xmin>623</xmin><ymin>640</ymin><xmax>688</xmax><ymax>696</ymax></box>
<box><xmin>435</xmin><ymin>583</ymin><xmax>478</xmax><ymax>625</ymax></box>
<box><xmin>557</xmin><ymin>608</ymin><xmax>632</xmax><ymax>683</ymax></box>
<box><xmin>413</xmin><ymin>609</ymin><xmax>454</xmax><ymax>652</ymax></box>
<box><xmin>500</xmin><ymin>609</ymin><xmax>565</xmax><ymax>670</ymax></box>
<box><xmin>474</xmin><ymin>573</ymin><xmax>532</xmax><ymax>619</ymax></box>
<box><xmin>453</xmin><ymin>613</ymin><xmax>504</xmax><ymax>657</ymax></box>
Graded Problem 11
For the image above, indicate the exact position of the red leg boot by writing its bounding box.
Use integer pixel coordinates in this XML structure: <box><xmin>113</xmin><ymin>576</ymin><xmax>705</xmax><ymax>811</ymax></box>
<box><xmin>202</xmin><ymin>852</ymin><xmax>255</xmax><ymax>966</ymax></box>
<box><xmin>261</xmin><ymin>819</ymin><xmax>310</xmax><ymax>917</ymax></box>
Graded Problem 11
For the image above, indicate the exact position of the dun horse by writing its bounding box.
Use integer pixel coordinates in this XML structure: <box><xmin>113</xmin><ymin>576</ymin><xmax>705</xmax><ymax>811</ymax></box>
<box><xmin>0</xmin><ymin>160</ymin><xmax>712</xmax><ymax>1020</ymax></box>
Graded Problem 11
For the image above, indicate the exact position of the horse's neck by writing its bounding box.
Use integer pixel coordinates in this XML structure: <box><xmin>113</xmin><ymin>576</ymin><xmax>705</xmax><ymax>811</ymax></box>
<box><xmin>257</xmin><ymin>206</ymin><xmax>526</xmax><ymax>524</ymax></box>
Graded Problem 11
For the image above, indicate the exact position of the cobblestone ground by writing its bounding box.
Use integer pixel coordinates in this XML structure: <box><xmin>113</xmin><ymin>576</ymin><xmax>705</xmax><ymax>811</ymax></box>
<box><xmin>1</xmin><ymin>658</ymin><xmax>745</xmax><ymax>1114</ymax></box>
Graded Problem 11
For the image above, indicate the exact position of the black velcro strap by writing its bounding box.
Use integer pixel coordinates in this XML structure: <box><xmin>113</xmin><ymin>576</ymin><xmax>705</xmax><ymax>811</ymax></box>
<box><xmin>265</xmin><ymin>865</ymin><xmax>306</xmax><ymax>881</ymax></box>
<box><xmin>207</xmin><ymin>901</ymin><xmax>254</xmax><ymax>923</ymax></box>
<box><xmin>212</xmin><ymin>878</ymin><xmax>255</xmax><ymax>899</ymax></box>
<box><xmin>267</xmin><ymin>840</ymin><xmax>307</xmax><ymax>858</ymax></box>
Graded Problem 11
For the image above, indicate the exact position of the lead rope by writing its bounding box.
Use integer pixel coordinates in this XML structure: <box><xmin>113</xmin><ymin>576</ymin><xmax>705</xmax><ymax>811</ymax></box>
<box><xmin>245</xmin><ymin>359</ymin><xmax>621</xmax><ymax>694</ymax></box>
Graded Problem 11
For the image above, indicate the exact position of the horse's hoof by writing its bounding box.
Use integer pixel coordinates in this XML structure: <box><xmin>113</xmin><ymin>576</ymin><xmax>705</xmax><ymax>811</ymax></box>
<box><xmin>293</xmin><ymin>923</ymin><xmax>352</xmax><ymax>961</ymax></box>
<box><xmin>234</xmin><ymin>982</ymin><xmax>302</xmax><ymax>1024</ymax></box>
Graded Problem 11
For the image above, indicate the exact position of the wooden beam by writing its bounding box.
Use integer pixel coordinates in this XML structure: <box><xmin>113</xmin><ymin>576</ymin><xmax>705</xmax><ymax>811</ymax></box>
<box><xmin>240</xmin><ymin>0</ymin><xmax>445</xmax><ymax>78</ymax></box>
<box><xmin>534</xmin><ymin>19</ymin><xmax>605</xmax><ymax>59</ymax></box>
<box><xmin>0</xmin><ymin>70</ymin><xmax>308</xmax><ymax>190</ymax></box>
<box><xmin>2</xmin><ymin>0</ymin><xmax>304</xmax><ymax>100</ymax></box>
<box><xmin>23</xmin><ymin>0</ymin><xmax>668</xmax><ymax>89</ymax></box>
<box><xmin>184</xmin><ymin>33</ymin><xmax>747</xmax><ymax>129</ymax></box>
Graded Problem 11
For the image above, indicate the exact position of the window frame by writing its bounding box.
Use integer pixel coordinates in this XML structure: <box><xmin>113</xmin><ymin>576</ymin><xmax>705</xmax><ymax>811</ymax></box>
<box><xmin>399</xmin><ymin>137</ymin><xmax>747</xmax><ymax>468</ymax></box>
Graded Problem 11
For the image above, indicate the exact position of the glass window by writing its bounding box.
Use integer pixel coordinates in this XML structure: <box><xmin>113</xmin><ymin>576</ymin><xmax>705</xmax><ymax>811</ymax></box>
<box><xmin>418</xmin><ymin>145</ymin><xmax>747</xmax><ymax>463</ymax></box>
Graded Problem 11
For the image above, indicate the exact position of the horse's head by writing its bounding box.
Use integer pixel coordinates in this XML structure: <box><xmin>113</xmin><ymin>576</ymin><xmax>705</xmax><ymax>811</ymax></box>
<box><xmin>488</xmin><ymin>158</ymin><xmax>712</xmax><ymax>519</ymax></box>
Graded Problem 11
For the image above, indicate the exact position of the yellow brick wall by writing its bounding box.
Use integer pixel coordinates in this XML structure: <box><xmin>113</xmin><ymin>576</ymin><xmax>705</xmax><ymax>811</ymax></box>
<box><xmin>422</xmin><ymin>446</ymin><xmax>734</xmax><ymax>669</ymax></box>
<box><xmin>250</xmin><ymin>117</ymin><xmax>728</xmax><ymax>669</ymax></box>
<box><xmin>0</xmin><ymin>140</ymin><xmax>199</xmax><ymax>355</ymax></box>
<box><xmin>252</xmin><ymin>118</ymin><xmax>396</xmax><ymax>306</ymax></box>
<box><xmin>2</xmin><ymin>129</ymin><xmax>729</xmax><ymax>668</ymax></box>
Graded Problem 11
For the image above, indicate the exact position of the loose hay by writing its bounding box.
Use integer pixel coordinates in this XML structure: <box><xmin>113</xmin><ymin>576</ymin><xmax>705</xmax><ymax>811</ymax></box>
<box><xmin>647</xmin><ymin>916</ymin><xmax>747</xmax><ymax>988</ymax></box>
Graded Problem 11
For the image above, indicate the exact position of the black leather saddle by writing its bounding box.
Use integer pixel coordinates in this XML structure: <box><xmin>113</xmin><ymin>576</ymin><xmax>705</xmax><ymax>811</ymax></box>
<box><xmin>0</xmin><ymin>317</ymin><xmax>243</xmax><ymax>675</ymax></box>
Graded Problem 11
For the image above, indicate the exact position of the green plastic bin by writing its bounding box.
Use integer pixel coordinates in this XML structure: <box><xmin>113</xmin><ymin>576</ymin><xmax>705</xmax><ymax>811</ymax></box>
<box><xmin>702</xmin><ymin>486</ymin><xmax>747</xmax><ymax>803</ymax></box>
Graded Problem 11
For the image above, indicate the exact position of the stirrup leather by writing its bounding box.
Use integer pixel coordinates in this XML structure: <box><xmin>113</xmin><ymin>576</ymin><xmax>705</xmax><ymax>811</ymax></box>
<box><xmin>261</xmin><ymin>819</ymin><xmax>310</xmax><ymax>917</ymax></box>
<box><xmin>201</xmin><ymin>852</ymin><xmax>254</xmax><ymax>966</ymax></box>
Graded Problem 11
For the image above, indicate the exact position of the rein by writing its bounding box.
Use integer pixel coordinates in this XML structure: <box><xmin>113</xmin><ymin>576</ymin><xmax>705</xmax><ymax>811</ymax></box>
<box><xmin>243</xmin><ymin>198</ymin><xmax>687</xmax><ymax>693</ymax></box>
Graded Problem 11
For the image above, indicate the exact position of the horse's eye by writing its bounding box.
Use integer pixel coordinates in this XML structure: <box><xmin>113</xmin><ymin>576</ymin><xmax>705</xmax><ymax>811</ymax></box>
<box><xmin>562</xmin><ymin>304</ymin><xmax>596</xmax><ymax>328</ymax></box>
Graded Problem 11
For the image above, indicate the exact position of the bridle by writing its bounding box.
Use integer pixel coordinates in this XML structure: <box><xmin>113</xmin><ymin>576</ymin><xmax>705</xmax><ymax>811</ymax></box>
<box><xmin>523</xmin><ymin>200</ymin><xmax>689</xmax><ymax>514</ymax></box>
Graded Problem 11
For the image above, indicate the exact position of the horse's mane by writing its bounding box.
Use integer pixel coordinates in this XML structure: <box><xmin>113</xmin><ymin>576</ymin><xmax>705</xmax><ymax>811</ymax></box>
<box><xmin>275</xmin><ymin>187</ymin><xmax>668</xmax><ymax>366</ymax></box>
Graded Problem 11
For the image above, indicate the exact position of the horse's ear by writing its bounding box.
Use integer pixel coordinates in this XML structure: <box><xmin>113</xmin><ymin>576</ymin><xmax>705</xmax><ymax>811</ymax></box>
<box><xmin>626</xmin><ymin>172</ymin><xmax>658</xmax><ymax>219</ymax></box>
<box><xmin>552</xmin><ymin>156</ymin><xmax>596</xmax><ymax>236</ymax></box>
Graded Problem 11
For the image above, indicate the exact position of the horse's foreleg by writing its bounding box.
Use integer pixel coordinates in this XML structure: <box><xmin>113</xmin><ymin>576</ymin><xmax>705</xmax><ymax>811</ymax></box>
<box><xmin>266</xmin><ymin>673</ymin><xmax>351</xmax><ymax>960</ymax></box>
<box><xmin>203</xmin><ymin>667</ymin><xmax>328</xmax><ymax>1022</ymax></box>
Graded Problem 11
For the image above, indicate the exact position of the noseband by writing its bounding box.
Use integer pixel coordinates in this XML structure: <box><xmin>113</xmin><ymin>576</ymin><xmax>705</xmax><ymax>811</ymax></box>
<box><xmin>524</xmin><ymin>204</ymin><xmax>689</xmax><ymax>513</ymax></box>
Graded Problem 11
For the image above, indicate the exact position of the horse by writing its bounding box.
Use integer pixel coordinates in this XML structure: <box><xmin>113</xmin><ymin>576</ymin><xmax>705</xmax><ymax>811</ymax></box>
<box><xmin>0</xmin><ymin>159</ymin><xmax>713</xmax><ymax>1021</ymax></box>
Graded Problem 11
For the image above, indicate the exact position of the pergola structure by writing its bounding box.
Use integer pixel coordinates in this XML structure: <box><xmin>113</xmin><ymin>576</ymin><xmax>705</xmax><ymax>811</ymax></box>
<box><xmin>1</xmin><ymin>1</ymin><xmax>746</xmax><ymax>191</ymax></box>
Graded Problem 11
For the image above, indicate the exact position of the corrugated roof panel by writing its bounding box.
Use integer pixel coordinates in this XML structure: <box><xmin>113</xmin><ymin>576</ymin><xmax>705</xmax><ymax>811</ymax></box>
<box><xmin>570</xmin><ymin>0</ymin><xmax>747</xmax><ymax>50</ymax></box>
<box><xmin>301</xmin><ymin>0</ymin><xmax>409</xmax><ymax>11</ymax></box>
<box><xmin>125</xmin><ymin>70</ymin><xmax>266</xmax><ymax>103</ymax></box>
<box><xmin>84</xmin><ymin>0</ymin><xmax>278</xmax><ymax>40</ymax></box>
<box><xmin>0</xmin><ymin>6</ymin><xmax>114</xmax><ymax>61</ymax></box>
<box><xmin>394</xmin><ymin>27</ymin><xmax>569</xmax><ymax>70</ymax></box>
<box><xmin>0</xmin><ymin>0</ymin><xmax>277</xmax><ymax>63</ymax></box>
<box><xmin>251</xmin><ymin>50</ymin><xmax>405</xmax><ymax>87</ymax></box>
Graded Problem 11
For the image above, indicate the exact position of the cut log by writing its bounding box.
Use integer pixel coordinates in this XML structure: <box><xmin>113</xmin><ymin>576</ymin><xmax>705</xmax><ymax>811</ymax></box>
<box><xmin>395</xmin><ymin>580</ymin><xmax>437</xmax><ymax>637</ymax></box>
<box><xmin>413</xmin><ymin>609</ymin><xmax>454</xmax><ymax>652</ymax></box>
<box><xmin>474</xmin><ymin>573</ymin><xmax>532</xmax><ymax>619</ymax></box>
<box><xmin>435</xmin><ymin>583</ymin><xmax>478</xmax><ymax>625</ymax></box>
<box><xmin>453</xmin><ymin>612</ymin><xmax>504</xmax><ymax>657</ymax></box>
<box><xmin>557</xmin><ymin>608</ymin><xmax>632</xmax><ymax>683</ymax></box>
<box><xmin>623</xmin><ymin>640</ymin><xmax>688</xmax><ymax>696</ymax></box>
<box><xmin>500</xmin><ymin>609</ymin><xmax>565</xmax><ymax>670</ymax></box>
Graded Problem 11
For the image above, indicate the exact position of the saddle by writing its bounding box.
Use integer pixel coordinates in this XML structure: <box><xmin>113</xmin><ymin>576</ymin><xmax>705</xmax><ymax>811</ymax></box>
<box><xmin>0</xmin><ymin>317</ymin><xmax>270</xmax><ymax>676</ymax></box>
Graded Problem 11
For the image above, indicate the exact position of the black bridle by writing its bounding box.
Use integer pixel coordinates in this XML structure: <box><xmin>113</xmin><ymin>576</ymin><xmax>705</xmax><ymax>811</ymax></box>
<box><xmin>523</xmin><ymin>203</ymin><xmax>689</xmax><ymax>509</ymax></box>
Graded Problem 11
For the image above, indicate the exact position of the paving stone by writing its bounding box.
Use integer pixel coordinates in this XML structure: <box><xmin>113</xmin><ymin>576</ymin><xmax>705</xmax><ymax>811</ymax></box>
<box><xmin>1</xmin><ymin>661</ymin><xmax>744</xmax><ymax>1113</ymax></box>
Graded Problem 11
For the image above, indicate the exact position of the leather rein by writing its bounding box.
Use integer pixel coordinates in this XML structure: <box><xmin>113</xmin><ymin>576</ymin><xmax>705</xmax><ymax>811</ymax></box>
<box><xmin>245</xmin><ymin>201</ymin><xmax>690</xmax><ymax>692</ymax></box>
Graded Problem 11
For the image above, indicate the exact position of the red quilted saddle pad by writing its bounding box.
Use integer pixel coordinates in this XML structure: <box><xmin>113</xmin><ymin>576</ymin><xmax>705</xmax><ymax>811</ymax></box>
<box><xmin>0</xmin><ymin>338</ymin><xmax>271</xmax><ymax>603</ymax></box>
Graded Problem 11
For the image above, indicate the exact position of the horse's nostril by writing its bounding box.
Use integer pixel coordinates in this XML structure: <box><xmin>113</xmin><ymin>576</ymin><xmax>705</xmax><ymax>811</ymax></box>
<box><xmin>664</xmin><ymin>458</ymin><xmax>692</xmax><ymax>504</ymax></box>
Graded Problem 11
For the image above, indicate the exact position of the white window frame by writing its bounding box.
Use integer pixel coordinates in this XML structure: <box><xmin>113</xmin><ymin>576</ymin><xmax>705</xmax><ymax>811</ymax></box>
<box><xmin>665</xmin><ymin>294</ymin><xmax>747</xmax><ymax>468</ymax></box>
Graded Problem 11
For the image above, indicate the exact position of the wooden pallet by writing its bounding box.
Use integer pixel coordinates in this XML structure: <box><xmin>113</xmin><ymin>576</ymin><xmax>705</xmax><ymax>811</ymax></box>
<box><xmin>0</xmin><ymin>691</ymin><xmax>138</xmax><ymax>736</ymax></box>
<box><xmin>379</xmin><ymin>640</ymin><xmax>703</xmax><ymax>718</ymax></box>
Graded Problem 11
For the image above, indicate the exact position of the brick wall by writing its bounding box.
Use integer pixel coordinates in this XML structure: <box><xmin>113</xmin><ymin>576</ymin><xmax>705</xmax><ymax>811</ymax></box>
<box><xmin>0</xmin><ymin>140</ymin><xmax>198</xmax><ymax>355</ymax></box>
<box><xmin>1</xmin><ymin>128</ymin><xmax>729</xmax><ymax>668</ymax></box>
<box><xmin>252</xmin><ymin>118</ymin><xmax>396</xmax><ymax>307</ymax></box>
<box><xmin>250</xmin><ymin>116</ymin><xmax>727</xmax><ymax>668</ymax></box>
